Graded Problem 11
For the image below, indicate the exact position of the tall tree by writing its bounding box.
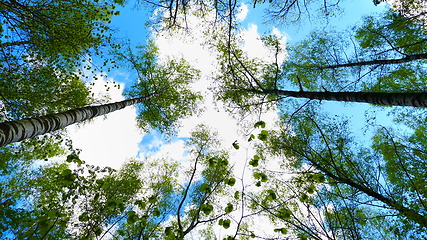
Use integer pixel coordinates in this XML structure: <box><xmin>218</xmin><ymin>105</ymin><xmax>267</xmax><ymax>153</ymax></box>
<box><xmin>214</xmin><ymin>34</ymin><xmax>427</xmax><ymax>113</ymax></box>
<box><xmin>282</xmin><ymin>10</ymin><xmax>427</xmax><ymax>93</ymax></box>
<box><xmin>0</xmin><ymin>0</ymin><xmax>127</xmax><ymax>166</ymax></box>
<box><xmin>2</xmin><ymin>126</ymin><xmax>242</xmax><ymax>239</ymax></box>
<box><xmin>0</xmin><ymin>0</ymin><xmax>124</xmax><ymax>120</ymax></box>
<box><xmin>0</xmin><ymin>42</ymin><xmax>201</xmax><ymax>147</ymax></box>
<box><xmin>210</xmin><ymin>5</ymin><xmax>427</xmax><ymax>239</ymax></box>
<box><xmin>0</xmin><ymin>95</ymin><xmax>153</xmax><ymax>147</ymax></box>
<box><xmin>255</xmin><ymin>109</ymin><xmax>427</xmax><ymax>238</ymax></box>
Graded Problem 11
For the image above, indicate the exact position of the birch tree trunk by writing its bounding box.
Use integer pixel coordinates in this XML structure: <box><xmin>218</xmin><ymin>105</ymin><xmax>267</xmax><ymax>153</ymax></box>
<box><xmin>260</xmin><ymin>89</ymin><xmax>427</xmax><ymax>107</ymax></box>
<box><xmin>319</xmin><ymin>53</ymin><xmax>427</xmax><ymax>69</ymax></box>
<box><xmin>0</xmin><ymin>95</ymin><xmax>152</xmax><ymax>147</ymax></box>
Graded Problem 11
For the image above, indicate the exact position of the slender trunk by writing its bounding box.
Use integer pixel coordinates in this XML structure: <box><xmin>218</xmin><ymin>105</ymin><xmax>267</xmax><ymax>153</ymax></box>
<box><xmin>258</xmin><ymin>89</ymin><xmax>427</xmax><ymax>107</ymax></box>
<box><xmin>305</xmin><ymin>153</ymin><xmax>427</xmax><ymax>228</ymax></box>
<box><xmin>0</xmin><ymin>95</ymin><xmax>152</xmax><ymax>147</ymax></box>
<box><xmin>320</xmin><ymin>53</ymin><xmax>427</xmax><ymax>69</ymax></box>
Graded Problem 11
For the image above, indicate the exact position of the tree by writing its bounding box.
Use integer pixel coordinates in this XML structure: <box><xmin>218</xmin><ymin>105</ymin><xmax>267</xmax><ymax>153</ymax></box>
<box><xmin>2</xmin><ymin>126</ymin><xmax>242</xmax><ymax>239</ymax></box>
<box><xmin>0</xmin><ymin>0</ymin><xmax>124</xmax><ymax>120</ymax></box>
<box><xmin>0</xmin><ymin>42</ymin><xmax>202</xmax><ymax>147</ymax></box>
<box><xmin>116</xmin><ymin>42</ymin><xmax>202</xmax><ymax>135</ymax></box>
<box><xmin>250</xmin><ymin>108</ymin><xmax>427</xmax><ymax>239</ymax></box>
<box><xmin>209</xmin><ymin>4</ymin><xmax>427</xmax><ymax>239</ymax></box>
<box><xmin>0</xmin><ymin>0</ymin><xmax>127</xmax><ymax>168</ymax></box>
<box><xmin>282</xmin><ymin>10</ymin><xmax>427</xmax><ymax>93</ymax></box>
<box><xmin>213</xmin><ymin>33</ymin><xmax>427</xmax><ymax>113</ymax></box>
<box><xmin>0</xmin><ymin>95</ymin><xmax>152</xmax><ymax>147</ymax></box>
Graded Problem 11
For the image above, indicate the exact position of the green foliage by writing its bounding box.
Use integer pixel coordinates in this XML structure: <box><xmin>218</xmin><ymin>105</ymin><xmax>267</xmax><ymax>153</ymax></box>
<box><xmin>225</xmin><ymin>203</ymin><xmax>234</xmax><ymax>213</ymax></box>
<box><xmin>274</xmin><ymin>228</ymin><xmax>288</xmax><ymax>234</ymax></box>
<box><xmin>257</xmin><ymin>130</ymin><xmax>269</xmax><ymax>141</ymax></box>
<box><xmin>254</xmin><ymin>120</ymin><xmax>266</xmax><ymax>128</ymax></box>
<box><xmin>276</xmin><ymin>208</ymin><xmax>292</xmax><ymax>220</ymax></box>
<box><xmin>201</xmin><ymin>204</ymin><xmax>214</xmax><ymax>215</ymax></box>
<box><xmin>281</xmin><ymin>30</ymin><xmax>353</xmax><ymax>91</ymax></box>
<box><xmin>120</xmin><ymin>41</ymin><xmax>202</xmax><ymax>135</ymax></box>
<box><xmin>356</xmin><ymin>11</ymin><xmax>427</xmax><ymax>56</ymax></box>
<box><xmin>259</xmin><ymin>108</ymin><xmax>427</xmax><ymax>238</ymax></box>
<box><xmin>225</xmin><ymin>177</ymin><xmax>236</xmax><ymax>186</ymax></box>
<box><xmin>219</xmin><ymin>218</ymin><xmax>231</xmax><ymax>229</ymax></box>
<box><xmin>249</xmin><ymin>154</ymin><xmax>260</xmax><ymax>167</ymax></box>
<box><xmin>0</xmin><ymin>0</ymin><xmax>123</xmax><ymax>120</ymax></box>
<box><xmin>253</xmin><ymin>172</ymin><xmax>268</xmax><ymax>182</ymax></box>
<box><xmin>282</xmin><ymin>9</ymin><xmax>427</xmax><ymax>97</ymax></box>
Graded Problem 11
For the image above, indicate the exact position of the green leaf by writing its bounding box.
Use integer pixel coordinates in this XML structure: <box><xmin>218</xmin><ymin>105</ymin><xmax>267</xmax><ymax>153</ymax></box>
<box><xmin>234</xmin><ymin>191</ymin><xmax>240</xmax><ymax>200</ymax></box>
<box><xmin>300</xmin><ymin>193</ymin><xmax>309</xmax><ymax>202</ymax></box>
<box><xmin>232</xmin><ymin>140</ymin><xmax>240</xmax><ymax>150</ymax></box>
<box><xmin>153</xmin><ymin>208</ymin><xmax>161</xmax><ymax>217</ymax></box>
<box><xmin>253</xmin><ymin>172</ymin><xmax>268</xmax><ymax>182</ymax></box>
<box><xmin>148</xmin><ymin>195</ymin><xmax>157</xmax><ymax>203</ymax></box>
<box><xmin>226</xmin><ymin>178</ymin><xmax>236</xmax><ymax>186</ymax></box>
<box><xmin>66</xmin><ymin>154</ymin><xmax>78</xmax><ymax>162</ymax></box>
<box><xmin>225</xmin><ymin>203</ymin><xmax>233</xmax><ymax>213</ymax></box>
<box><xmin>313</xmin><ymin>173</ymin><xmax>325</xmax><ymax>183</ymax></box>
<box><xmin>219</xmin><ymin>219</ymin><xmax>224</xmax><ymax>226</ymax></box>
<box><xmin>274</xmin><ymin>228</ymin><xmax>288</xmax><ymax>234</ymax></box>
<box><xmin>47</xmin><ymin>210</ymin><xmax>58</xmax><ymax>218</ymax></box>
<box><xmin>249</xmin><ymin>159</ymin><xmax>259</xmax><ymax>167</ymax></box>
<box><xmin>266</xmin><ymin>189</ymin><xmax>277</xmax><ymax>201</ymax></box>
<box><xmin>248</xmin><ymin>134</ymin><xmax>255</xmax><ymax>142</ymax></box>
<box><xmin>106</xmin><ymin>200</ymin><xmax>117</xmax><ymax>209</ymax></box>
<box><xmin>277</xmin><ymin>208</ymin><xmax>292</xmax><ymax>220</ymax></box>
<box><xmin>127</xmin><ymin>211</ymin><xmax>138</xmax><ymax>224</ymax></box>
<box><xmin>222</xmin><ymin>219</ymin><xmax>231</xmax><ymax>229</ymax></box>
<box><xmin>201</xmin><ymin>204</ymin><xmax>214</xmax><ymax>215</ymax></box>
<box><xmin>306</xmin><ymin>184</ymin><xmax>315</xmax><ymax>194</ymax></box>
<box><xmin>257</xmin><ymin>130</ymin><xmax>269</xmax><ymax>141</ymax></box>
<box><xmin>249</xmin><ymin>155</ymin><xmax>261</xmax><ymax>167</ymax></box>
<box><xmin>254</xmin><ymin>121</ymin><xmax>266</xmax><ymax>128</ymax></box>
<box><xmin>94</xmin><ymin>226</ymin><xmax>103</xmax><ymax>236</ymax></box>
<box><xmin>135</xmin><ymin>200</ymin><xmax>146</xmax><ymax>209</ymax></box>
<box><xmin>78</xmin><ymin>213</ymin><xmax>89</xmax><ymax>222</ymax></box>
<box><xmin>165</xmin><ymin>226</ymin><xmax>175</xmax><ymax>237</ymax></box>
<box><xmin>220</xmin><ymin>158</ymin><xmax>229</xmax><ymax>167</ymax></box>
<box><xmin>200</xmin><ymin>183</ymin><xmax>211</xmax><ymax>193</ymax></box>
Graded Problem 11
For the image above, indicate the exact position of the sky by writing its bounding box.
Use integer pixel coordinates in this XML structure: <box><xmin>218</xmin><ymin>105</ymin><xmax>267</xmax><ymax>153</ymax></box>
<box><xmin>67</xmin><ymin>0</ymin><xmax>390</xmax><ymax>170</ymax></box>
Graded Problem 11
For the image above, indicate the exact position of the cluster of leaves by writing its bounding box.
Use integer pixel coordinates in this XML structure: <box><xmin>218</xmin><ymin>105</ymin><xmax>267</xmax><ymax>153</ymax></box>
<box><xmin>0</xmin><ymin>0</ymin><xmax>124</xmax><ymax>120</ymax></box>
<box><xmin>0</xmin><ymin>0</ymin><xmax>126</xmax><ymax>171</ymax></box>
<box><xmin>282</xmin><ymin>10</ymin><xmax>427</xmax><ymax>94</ymax></box>
<box><xmin>255</xmin><ymin>107</ymin><xmax>427</xmax><ymax>238</ymax></box>
<box><xmin>116</xmin><ymin>41</ymin><xmax>203</xmax><ymax>135</ymax></box>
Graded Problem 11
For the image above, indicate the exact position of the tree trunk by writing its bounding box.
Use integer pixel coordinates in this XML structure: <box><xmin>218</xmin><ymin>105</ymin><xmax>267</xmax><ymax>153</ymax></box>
<box><xmin>319</xmin><ymin>53</ymin><xmax>427</xmax><ymax>69</ymax></box>
<box><xmin>304</xmin><ymin>151</ymin><xmax>427</xmax><ymax>228</ymax></box>
<box><xmin>260</xmin><ymin>89</ymin><xmax>427</xmax><ymax>107</ymax></box>
<box><xmin>0</xmin><ymin>95</ymin><xmax>152</xmax><ymax>147</ymax></box>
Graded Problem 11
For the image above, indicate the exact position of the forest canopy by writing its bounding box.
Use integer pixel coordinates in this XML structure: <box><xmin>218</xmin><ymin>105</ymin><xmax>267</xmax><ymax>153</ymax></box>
<box><xmin>0</xmin><ymin>0</ymin><xmax>426</xmax><ymax>239</ymax></box>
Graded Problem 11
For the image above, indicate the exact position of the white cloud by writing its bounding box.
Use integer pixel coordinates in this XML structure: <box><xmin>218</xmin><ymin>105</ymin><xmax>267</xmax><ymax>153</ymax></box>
<box><xmin>68</xmin><ymin>76</ymin><xmax>144</xmax><ymax>170</ymax></box>
<box><xmin>236</xmin><ymin>3</ymin><xmax>249</xmax><ymax>22</ymax></box>
<box><xmin>239</xmin><ymin>24</ymin><xmax>288</xmax><ymax>64</ymax></box>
